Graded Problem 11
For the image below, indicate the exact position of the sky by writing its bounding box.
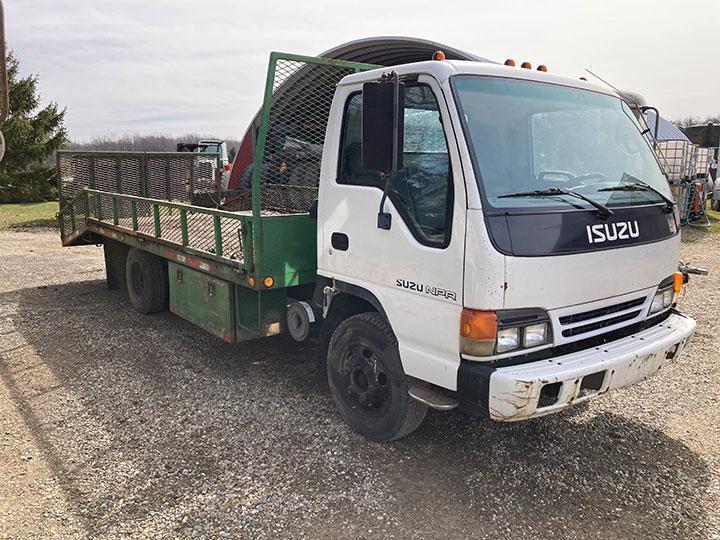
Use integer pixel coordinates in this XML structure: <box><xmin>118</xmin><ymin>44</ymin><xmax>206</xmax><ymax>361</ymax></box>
<box><xmin>8</xmin><ymin>0</ymin><xmax>720</xmax><ymax>142</ymax></box>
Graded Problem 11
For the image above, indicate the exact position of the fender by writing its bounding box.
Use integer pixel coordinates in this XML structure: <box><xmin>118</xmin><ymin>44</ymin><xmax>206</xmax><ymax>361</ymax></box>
<box><xmin>313</xmin><ymin>276</ymin><xmax>388</xmax><ymax>320</ymax></box>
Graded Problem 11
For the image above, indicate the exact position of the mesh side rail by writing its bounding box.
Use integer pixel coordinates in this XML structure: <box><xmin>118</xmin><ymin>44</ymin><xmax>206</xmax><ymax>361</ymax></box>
<box><xmin>57</xmin><ymin>191</ymin><xmax>89</xmax><ymax>243</ymax></box>
<box><xmin>56</xmin><ymin>151</ymin><xmax>222</xmax><ymax>209</ymax></box>
<box><xmin>85</xmin><ymin>189</ymin><xmax>246</xmax><ymax>265</ymax></box>
<box><xmin>251</xmin><ymin>53</ymin><xmax>379</xmax><ymax>216</ymax></box>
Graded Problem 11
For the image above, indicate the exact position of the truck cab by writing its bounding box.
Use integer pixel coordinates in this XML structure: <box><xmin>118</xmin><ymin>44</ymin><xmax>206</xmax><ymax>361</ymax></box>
<box><xmin>315</xmin><ymin>59</ymin><xmax>695</xmax><ymax>438</ymax></box>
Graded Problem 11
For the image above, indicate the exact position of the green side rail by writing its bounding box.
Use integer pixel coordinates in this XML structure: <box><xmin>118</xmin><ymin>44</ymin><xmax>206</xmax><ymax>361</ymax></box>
<box><xmin>74</xmin><ymin>188</ymin><xmax>317</xmax><ymax>290</ymax></box>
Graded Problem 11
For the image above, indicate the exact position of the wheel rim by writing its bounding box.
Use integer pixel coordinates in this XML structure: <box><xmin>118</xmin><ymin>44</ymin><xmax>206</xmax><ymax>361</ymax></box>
<box><xmin>335</xmin><ymin>343</ymin><xmax>391</xmax><ymax>415</ymax></box>
<box><xmin>130</xmin><ymin>261</ymin><xmax>144</xmax><ymax>296</ymax></box>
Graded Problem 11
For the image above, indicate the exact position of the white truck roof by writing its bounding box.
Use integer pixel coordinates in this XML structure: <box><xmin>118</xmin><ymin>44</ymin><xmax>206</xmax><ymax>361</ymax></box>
<box><xmin>339</xmin><ymin>59</ymin><xmax>619</xmax><ymax>99</ymax></box>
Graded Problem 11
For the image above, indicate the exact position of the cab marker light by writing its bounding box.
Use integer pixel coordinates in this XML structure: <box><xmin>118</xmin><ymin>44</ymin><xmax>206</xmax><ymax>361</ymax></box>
<box><xmin>504</xmin><ymin>59</ymin><xmax>516</xmax><ymax>66</ymax></box>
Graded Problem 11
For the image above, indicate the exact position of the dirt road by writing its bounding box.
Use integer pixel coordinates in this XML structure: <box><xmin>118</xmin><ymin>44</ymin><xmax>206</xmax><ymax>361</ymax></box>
<box><xmin>1</xmin><ymin>228</ymin><xmax>718</xmax><ymax>539</ymax></box>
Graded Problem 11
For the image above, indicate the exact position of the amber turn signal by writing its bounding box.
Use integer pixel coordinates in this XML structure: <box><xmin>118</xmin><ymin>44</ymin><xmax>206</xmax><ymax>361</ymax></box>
<box><xmin>673</xmin><ymin>271</ymin><xmax>683</xmax><ymax>293</ymax></box>
<box><xmin>460</xmin><ymin>309</ymin><xmax>497</xmax><ymax>356</ymax></box>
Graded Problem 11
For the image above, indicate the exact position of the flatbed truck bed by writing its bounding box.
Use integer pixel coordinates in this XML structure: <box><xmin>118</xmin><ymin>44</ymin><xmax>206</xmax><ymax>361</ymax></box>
<box><xmin>56</xmin><ymin>53</ymin><xmax>374</xmax><ymax>345</ymax></box>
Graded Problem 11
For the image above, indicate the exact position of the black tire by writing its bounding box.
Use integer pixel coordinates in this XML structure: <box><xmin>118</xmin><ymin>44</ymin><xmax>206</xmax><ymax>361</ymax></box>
<box><xmin>125</xmin><ymin>248</ymin><xmax>168</xmax><ymax>314</ymax></box>
<box><xmin>326</xmin><ymin>312</ymin><xmax>427</xmax><ymax>441</ymax></box>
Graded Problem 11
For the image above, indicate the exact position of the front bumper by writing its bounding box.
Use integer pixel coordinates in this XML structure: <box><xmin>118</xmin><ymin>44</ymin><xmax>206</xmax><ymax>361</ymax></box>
<box><xmin>459</xmin><ymin>312</ymin><xmax>696</xmax><ymax>421</ymax></box>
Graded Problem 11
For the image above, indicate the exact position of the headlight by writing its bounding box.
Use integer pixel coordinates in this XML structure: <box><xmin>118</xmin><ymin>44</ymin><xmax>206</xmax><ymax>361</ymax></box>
<box><xmin>649</xmin><ymin>285</ymin><xmax>676</xmax><ymax>315</ymax></box>
<box><xmin>650</xmin><ymin>291</ymin><xmax>665</xmax><ymax>314</ymax></box>
<box><xmin>460</xmin><ymin>308</ymin><xmax>551</xmax><ymax>356</ymax></box>
<box><xmin>523</xmin><ymin>323</ymin><xmax>548</xmax><ymax>348</ymax></box>
<box><xmin>497</xmin><ymin>328</ymin><xmax>520</xmax><ymax>352</ymax></box>
<box><xmin>662</xmin><ymin>288</ymin><xmax>674</xmax><ymax>308</ymax></box>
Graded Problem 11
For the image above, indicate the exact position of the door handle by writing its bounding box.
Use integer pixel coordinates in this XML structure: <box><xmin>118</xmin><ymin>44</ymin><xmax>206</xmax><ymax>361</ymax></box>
<box><xmin>331</xmin><ymin>232</ymin><xmax>349</xmax><ymax>251</ymax></box>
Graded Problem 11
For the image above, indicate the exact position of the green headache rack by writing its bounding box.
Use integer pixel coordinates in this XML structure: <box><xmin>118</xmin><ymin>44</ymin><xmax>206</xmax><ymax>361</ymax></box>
<box><xmin>245</xmin><ymin>52</ymin><xmax>379</xmax><ymax>274</ymax></box>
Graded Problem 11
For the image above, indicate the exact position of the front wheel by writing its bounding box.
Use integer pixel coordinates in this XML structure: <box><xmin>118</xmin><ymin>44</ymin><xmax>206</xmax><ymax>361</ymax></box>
<box><xmin>326</xmin><ymin>312</ymin><xmax>427</xmax><ymax>441</ymax></box>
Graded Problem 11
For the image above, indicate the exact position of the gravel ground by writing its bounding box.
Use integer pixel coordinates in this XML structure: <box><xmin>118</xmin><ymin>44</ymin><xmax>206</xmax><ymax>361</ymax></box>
<box><xmin>0</xmin><ymin>228</ymin><xmax>718</xmax><ymax>539</ymax></box>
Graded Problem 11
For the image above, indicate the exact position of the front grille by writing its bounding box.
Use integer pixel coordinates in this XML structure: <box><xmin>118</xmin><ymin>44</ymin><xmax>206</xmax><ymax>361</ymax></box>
<box><xmin>561</xmin><ymin>310</ymin><xmax>642</xmax><ymax>337</ymax></box>
<box><xmin>559</xmin><ymin>297</ymin><xmax>646</xmax><ymax>325</ymax></box>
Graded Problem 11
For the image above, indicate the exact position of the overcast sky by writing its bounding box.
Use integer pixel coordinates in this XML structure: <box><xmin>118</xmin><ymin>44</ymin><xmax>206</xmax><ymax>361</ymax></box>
<box><xmin>9</xmin><ymin>0</ymin><xmax>720</xmax><ymax>142</ymax></box>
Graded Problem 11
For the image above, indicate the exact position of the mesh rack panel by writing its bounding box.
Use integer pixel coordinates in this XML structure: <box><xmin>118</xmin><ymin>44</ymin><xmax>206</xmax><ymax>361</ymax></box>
<box><xmin>254</xmin><ymin>57</ymin><xmax>365</xmax><ymax>215</ymax></box>
<box><xmin>57</xmin><ymin>151</ymin><xmax>221</xmax><ymax>207</ymax></box>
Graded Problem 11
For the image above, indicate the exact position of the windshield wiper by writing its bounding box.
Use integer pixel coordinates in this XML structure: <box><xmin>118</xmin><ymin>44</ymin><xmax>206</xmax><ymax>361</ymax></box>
<box><xmin>598</xmin><ymin>182</ymin><xmax>674</xmax><ymax>212</ymax></box>
<box><xmin>498</xmin><ymin>187</ymin><xmax>613</xmax><ymax>217</ymax></box>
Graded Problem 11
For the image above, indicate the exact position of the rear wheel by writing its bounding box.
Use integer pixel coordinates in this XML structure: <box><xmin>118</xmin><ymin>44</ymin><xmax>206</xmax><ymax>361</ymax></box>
<box><xmin>326</xmin><ymin>312</ymin><xmax>427</xmax><ymax>441</ymax></box>
<box><xmin>125</xmin><ymin>248</ymin><xmax>167</xmax><ymax>314</ymax></box>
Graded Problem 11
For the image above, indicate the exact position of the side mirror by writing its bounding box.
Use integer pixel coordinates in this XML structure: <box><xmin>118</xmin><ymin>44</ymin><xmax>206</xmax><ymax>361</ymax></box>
<box><xmin>361</xmin><ymin>76</ymin><xmax>404</xmax><ymax>175</ymax></box>
<box><xmin>0</xmin><ymin>1</ymin><xmax>8</xmax><ymax>163</ymax></box>
<box><xmin>362</xmin><ymin>72</ymin><xmax>404</xmax><ymax>230</ymax></box>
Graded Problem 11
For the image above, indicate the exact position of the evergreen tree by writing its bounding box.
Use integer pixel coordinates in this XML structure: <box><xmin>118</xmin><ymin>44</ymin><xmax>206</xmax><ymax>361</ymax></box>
<box><xmin>0</xmin><ymin>50</ymin><xmax>67</xmax><ymax>203</ymax></box>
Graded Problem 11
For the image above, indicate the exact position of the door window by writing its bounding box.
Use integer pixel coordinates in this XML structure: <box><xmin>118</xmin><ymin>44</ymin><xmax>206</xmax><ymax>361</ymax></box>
<box><xmin>338</xmin><ymin>84</ymin><xmax>453</xmax><ymax>247</ymax></box>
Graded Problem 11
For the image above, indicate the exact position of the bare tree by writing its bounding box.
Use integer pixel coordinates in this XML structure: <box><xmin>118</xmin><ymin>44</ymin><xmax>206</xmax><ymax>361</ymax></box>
<box><xmin>68</xmin><ymin>133</ymin><xmax>242</xmax><ymax>153</ymax></box>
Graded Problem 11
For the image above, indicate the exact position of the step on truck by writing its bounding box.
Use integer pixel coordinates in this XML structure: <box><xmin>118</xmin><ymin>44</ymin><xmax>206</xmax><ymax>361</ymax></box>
<box><xmin>57</xmin><ymin>51</ymin><xmax>699</xmax><ymax>441</ymax></box>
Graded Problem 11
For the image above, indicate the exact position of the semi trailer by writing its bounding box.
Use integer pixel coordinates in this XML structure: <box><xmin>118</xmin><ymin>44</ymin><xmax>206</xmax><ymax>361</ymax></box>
<box><xmin>57</xmin><ymin>48</ymin><xmax>698</xmax><ymax>441</ymax></box>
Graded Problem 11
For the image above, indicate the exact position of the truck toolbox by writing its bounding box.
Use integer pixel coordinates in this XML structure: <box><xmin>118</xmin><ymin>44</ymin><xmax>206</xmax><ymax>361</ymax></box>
<box><xmin>169</xmin><ymin>262</ymin><xmax>235</xmax><ymax>343</ymax></box>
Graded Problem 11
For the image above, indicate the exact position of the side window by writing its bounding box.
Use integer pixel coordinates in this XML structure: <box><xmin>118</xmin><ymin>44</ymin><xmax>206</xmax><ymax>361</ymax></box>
<box><xmin>338</xmin><ymin>85</ymin><xmax>453</xmax><ymax>247</ymax></box>
<box><xmin>337</xmin><ymin>93</ymin><xmax>382</xmax><ymax>188</ymax></box>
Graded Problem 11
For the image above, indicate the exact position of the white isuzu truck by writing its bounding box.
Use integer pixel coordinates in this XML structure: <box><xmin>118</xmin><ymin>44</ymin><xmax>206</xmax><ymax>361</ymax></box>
<box><xmin>316</xmin><ymin>58</ymin><xmax>696</xmax><ymax>439</ymax></box>
<box><xmin>57</xmin><ymin>48</ymin><xmax>699</xmax><ymax>442</ymax></box>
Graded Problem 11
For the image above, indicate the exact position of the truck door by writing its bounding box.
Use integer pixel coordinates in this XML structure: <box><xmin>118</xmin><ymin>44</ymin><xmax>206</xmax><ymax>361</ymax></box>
<box><xmin>318</xmin><ymin>75</ymin><xmax>467</xmax><ymax>390</ymax></box>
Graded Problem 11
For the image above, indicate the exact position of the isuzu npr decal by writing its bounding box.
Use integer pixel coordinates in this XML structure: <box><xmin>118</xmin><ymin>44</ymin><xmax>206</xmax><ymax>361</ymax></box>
<box><xmin>395</xmin><ymin>279</ymin><xmax>458</xmax><ymax>301</ymax></box>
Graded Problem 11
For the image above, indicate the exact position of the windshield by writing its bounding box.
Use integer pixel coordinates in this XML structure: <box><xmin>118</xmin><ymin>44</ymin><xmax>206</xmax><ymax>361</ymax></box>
<box><xmin>452</xmin><ymin>75</ymin><xmax>672</xmax><ymax>211</ymax></box>
<box><xmin>199</xmin><ymin>144</ymin><xmax>221</xmax><ymax>154</ymax></box>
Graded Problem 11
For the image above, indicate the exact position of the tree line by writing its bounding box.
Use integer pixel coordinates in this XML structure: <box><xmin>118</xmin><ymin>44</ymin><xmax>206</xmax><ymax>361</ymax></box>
<box><xmin>670</xmin><ymin>115</ymin><xmax>720</xmax><ymax>129</ymax></box>
<box><xmin>69</xmin><ymin>134</ymin><xmax>240</xmax><ymax>158</ymax></box>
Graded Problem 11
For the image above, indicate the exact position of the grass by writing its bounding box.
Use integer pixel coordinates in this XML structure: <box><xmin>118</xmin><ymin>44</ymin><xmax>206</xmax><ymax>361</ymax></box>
<box><xmin>706</xmin><ymin>208</ymin><xmax>720</xmax><ymax>233</ymax></box>
<box><xmin>0</xmin><ymin>201</ymin><xmax>58</xmax><ymax>230</ymax></box>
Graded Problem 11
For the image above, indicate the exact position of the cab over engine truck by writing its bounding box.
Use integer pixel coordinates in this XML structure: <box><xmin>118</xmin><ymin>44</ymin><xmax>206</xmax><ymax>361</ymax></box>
<box><xmin>57</xmin><ymin>51</ymin><xmax>697</xmax><ymax>441</ymax></box>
